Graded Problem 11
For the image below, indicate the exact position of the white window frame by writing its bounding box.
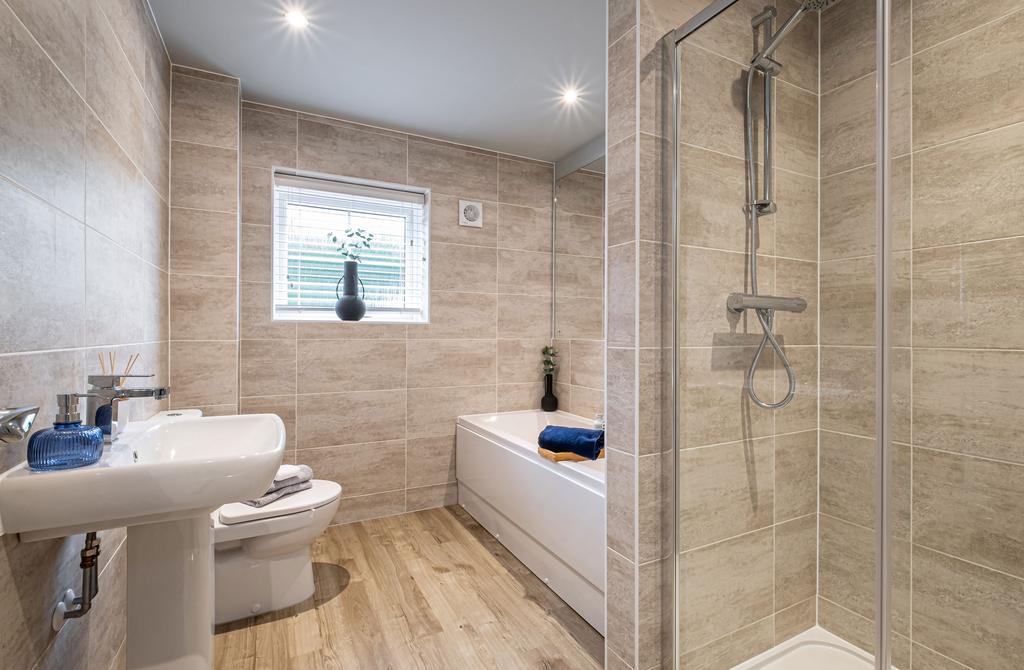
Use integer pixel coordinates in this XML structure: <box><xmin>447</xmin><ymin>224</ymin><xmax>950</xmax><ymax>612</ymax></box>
<box><xmin>271</xmin><ymin>168</ymin><xmax>430</xmax><ymax>324</ymax></box>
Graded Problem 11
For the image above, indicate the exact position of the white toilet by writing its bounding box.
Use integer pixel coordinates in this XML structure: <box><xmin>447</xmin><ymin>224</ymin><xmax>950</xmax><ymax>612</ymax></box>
<box><xmin>212</xmin><ymin>479</ymin><xmax>342</xmax><ymax>624</ymax></box>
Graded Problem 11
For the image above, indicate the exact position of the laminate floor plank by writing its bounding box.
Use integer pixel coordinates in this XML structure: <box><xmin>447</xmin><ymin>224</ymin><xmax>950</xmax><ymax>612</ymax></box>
<box><xmin>215</xmin><ymin>506</ymin><xmax>604</xmax><ymax>670</ymax></box>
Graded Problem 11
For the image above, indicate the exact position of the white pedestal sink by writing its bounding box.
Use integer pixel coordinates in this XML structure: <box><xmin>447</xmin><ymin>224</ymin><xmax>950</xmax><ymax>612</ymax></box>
<box><xmin>0</xmin><ymin>410</ymin><xmax>285</xmax><ymax>670</ymax></box>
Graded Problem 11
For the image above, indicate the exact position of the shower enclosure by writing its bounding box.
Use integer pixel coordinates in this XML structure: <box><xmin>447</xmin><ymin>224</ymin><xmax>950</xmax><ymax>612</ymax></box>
<box><xmin>666</xmin><ymin>0</ymin><xmax>1024</xmax><ymax>668</ymax></box>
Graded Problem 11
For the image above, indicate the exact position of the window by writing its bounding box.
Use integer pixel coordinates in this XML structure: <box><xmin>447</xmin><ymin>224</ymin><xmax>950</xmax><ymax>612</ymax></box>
<box><xmin>272</xmin><ymin>171</ymin><xmax>429</xmax><ymax>323</ymax></box>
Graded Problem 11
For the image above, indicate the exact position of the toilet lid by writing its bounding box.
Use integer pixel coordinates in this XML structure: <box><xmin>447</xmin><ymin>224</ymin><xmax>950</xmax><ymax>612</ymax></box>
<box><xmin>218</xmin><ymin>479</ymin><xmax>342</xmax><ymax>525</ymax></box>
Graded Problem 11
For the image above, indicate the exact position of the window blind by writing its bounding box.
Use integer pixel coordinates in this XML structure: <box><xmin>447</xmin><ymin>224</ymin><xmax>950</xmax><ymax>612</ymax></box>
<box><xmin>272</xmin><ymin>171</ymin><xmax>429</xmax><ymax>323</ymax></box>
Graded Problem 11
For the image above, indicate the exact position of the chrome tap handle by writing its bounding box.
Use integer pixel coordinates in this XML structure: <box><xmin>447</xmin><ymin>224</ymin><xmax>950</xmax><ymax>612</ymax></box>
<box><xmin>0</xmin><ymin>406</ymin><xmax>40</xmax><ymax>444</ymax></box>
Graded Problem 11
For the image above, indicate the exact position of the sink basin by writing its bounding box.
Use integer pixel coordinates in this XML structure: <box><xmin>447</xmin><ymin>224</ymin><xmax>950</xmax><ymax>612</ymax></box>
<box><xmin>0</xmin><ymin>410</ymin><xmax>286</xmax><ymax>540</ymax></box>
<box><xmin>0</xmin><ymin>409</ymin><xmax>286</xmax><ymax>670</ymax></box>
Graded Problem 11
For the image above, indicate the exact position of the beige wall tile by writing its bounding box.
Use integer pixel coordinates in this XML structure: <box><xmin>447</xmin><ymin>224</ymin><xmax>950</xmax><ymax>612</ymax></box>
<box><xmin>678</xmin><ymin>144</ymin><xmax>750</xmax><ymax>254</ymax></box>
<box><xmin>911</xmin><ymin>644</ymin><xmax>974</xmax><ymax>670</ymax></box>
<box><xmin>429</xmin><ymin>193</ymin><xmax>497</xmax><ymax>247</ymax></box>
<box><xmin>496</xmin><ymin>338</ymin><xmax>546</xmax><ymax>384</ymax></box>
<box><xmin>296</xmin><ymin>389</ymin><xmax>405</xmax><ymax>449</ymax></box>
<box><xmin>638</xmin><ymin>133</ymin><xmax>666</xmax><ymax>243</ymax></box>
<box><xmin>607</xmin><ymin>27</ymin><xmax>636</xmax><ymax>148</ymax></box>
<box><xmin>239</xmin><ymin>165</ymin><xmax>270</xmax><ymax>224</ymax></box>
<box><xmin>239</xmin><ymin>339</ymin><xmax>296</xmax><ymax>397</ymax></box>
<box><xmin>431</xmin><ymin>243</ymin><xmax>496</xmax><ymax>293</ymax></box>
<box><xmin>497</xmin><ymin>249</ymin><xmax>552</xmax><ymax>295</ymax></box>
<box><xmin>679</xmin><ymin>43</ymin><xmax>746</xmax><ymax>159</ymax></box>
<box><xmin>606</xmin><ymin>549</ymin><xmax>636</xmax><ymax>664</ymax></box>
<box><xmin>679</xmin><ymin>346</ymin><xmax>773</xmax><ymax>448</ymax></box>
<box><xmin>914</xmin><ymin>123</ymin><xmax>1024</xmax><ymax>248</ymax></box>
<box><xmin>407</xmin><ymin>339</ymin><xmax>496</xmax><ymax>388</ymax></box>
<box><xmin>407</xmin><ymin>291</ymin><xmax>496</xmax><ymax>340</ymax></box>
<box><xmin>0</xmin><ymin>180</ymin><xmax>85</xmax><ymax>354</ymax></box>
<box><xmin>567</xmin><ymin>385</ymin><xmax>604</xmax><ymax>421</ymax></box>
<box><xmin>607</xmin><ymin>243</ymin><xmax>636</xmax><ymax>348</ymax></box>
<box><xmin>239</xmin><ymin>222</ymin><xmax>271</xmax><ymax>282</ymax></box>
<box><xmin>169</xmin><ymin>274</ymin><xmax>237</xmax><ymax>341</ymax></box>
<box><xmin>821</xmin><ymin>73</ymin><xmax>875</xmax><ymax>177</ymax></box>
<box><xmin>407</xmin><ymin>385</ymin><xmax>495</xmax><ymax>439</ymax></box>
<box><xmin>914</xmin><ymin>348</ymin><xmax>1024</xmax><ymax>464</ymax></box>
<box><xmin>679</xmin><ymin>438</ymin><xmax>774</xmax><ymax>550</ymax></box>
<box><xmin>498</xmin><ymin>294</ymin><xmax>551</xmax><ymax>338</ymax></box>
<box><xmin>773</xmin><ymin>345</ymin><xmax>818</xmax><ymax>435</ymax></box>
<box><xmin>774</xmin><ymin>258</ymin><xmax>817</xmax><ymax>346</ymax></box>
<box><xmin>775</xmin><ymin>514</ymin><xmax>817</xmax><ymax>609</ymax></box>
<box><xmin>775</xmin><ymin>430</ymin><xmax>818</xmax><ymax>521</ymax></box>
<box><xmin>169</xmin><ymin>340</ymin><xmax>237</xmax><ymax>408</ymax></box>
<box><xmin>821</xmin><ymin>430</ymin><xmax>876</xmax><ymax>527</ymax></box>
<box><xmin>297</xmin><ymin>118</ymin><xmax>406</xmax><ymax>184</ymax></box>
<box><xmin>407</xmin><ymin>138</ymin><xmax>497</xmax><ymax>201</ymax></box>
<box><xmin>606</xmin><ymin>347</ymin><xmax>635</xmax><ymax>454</ymax></box>
<box><xmin>818</xmin><ymin>598</ymin><xmax>911</xmax><ymax>668</ymax></box>
<box><xmin>553</xmin><ymin>205</ymin><xmax>602</xmax><ymax>255</ymax></box>
<box><xmin>774</xmin><ymin>169</ymin><xmax>817</xmax><ymax>261</ymax></box>
<box><xmin>0</xmin><ymin>1</ymin><xmax>86</xmax><ymax>219</ymax></box>
<box><xmin>913</xmin><ymin>10</ymin><xmax>1024</xmax><ymax>150</ymax></box>
<box><xmin>569</xmin><ymin>339</ymin><xmax>604</xmax><ymax>390</ymax></box>
<box><xmin>406</xmin><ymin>436</ymin><xmax>457</xmax><ymax>488</ymax></box>
<box><xmin>296</xmin><ymin>320</ymin><xmax>406</xmax><ymax>340</ymax></box>
<box><xmin>241</xmin><ymin>105</ymin><xmax>296</xmax><ymax>168</ymax></box>
<box><xmin>820</xmin><ymin>0</ymin><xmax>876</xmax><ymax>92</ymax></box>
<box><xmin>679</xmin><ymin>528</ymin><xmax>774</xmax><ymax>652</ymax></box>
<box><xmin>169</xmin><ymin>208</ymin><xmax>237</xmax><ymax>277</ymax></box>
<box><xmin>821</xmin><ymin>256</ymin><xmax>875</xmax><ymax>346</ymax></box>
<box><xmin>301</xmin><ymin>440</ymin><xmax>405</xmax><ymax>498</ymax></box>
<box><xmin>554</xmin><ymin>296</ymin><xmax>603</xmax><ymax>340</ymax></box>
<box><xmin>607</xmin><ymin>448</ymin><xmax>636</xmax><ymax>558</ymax></box>
<box><xmin>775</xmin><ymin>0</ymin><xmax>819</xmax><ymax>92</ymax></box>
<box><xmin>681</xmin><ymin>618</ymin><xmax>774</xmax><ymax>670</ymax></box>
<box><xmin>85</xmin><ymin>116</ymin><xmax>167</xmax><ymax>269</ymax></box>
<box><xmin>170</xmin><ymin>141</ymin><xmax>238</xmax><ymax>213</ymax></box>
<box><xmin>238</xmin><ymin>281</ymin><xmax>295</xmax><ymax>340</ymax></box>
<box><xmin>912</xmin><ymin>546</ymin><xmax>1024</xmax><ymax>669</ymax></box>
<box><xmin>496</xmin><ymin>382</ymin><xmax>543</xmax><ymax>411</ymax></box>
<box><xmin>557</xmin><ymin>163</ymin><xmax>605</xmax><ymax>219</ymax></box>
<box><xmin>555</xmin><ymin>254</ymin><xmax>603</xmax><ymax>299</ymax></box>
<box><xmin>331</xmin><ymin>490</ymin><xmax>406</xmax><ymax>525</ymax></box>
<box><xmin>497</xmin><ymin>156</ymin><xmax>551</xmax><ymax>209</ymax></box>
<box><xmin>913</xmin><ymin>0</ymin><xmax>1024</xmax><ymax>52</ymax></box>
<box><xmin>820</xmin><ymin>346</ymin><xmax>875</xmax><ymax>437</ymax></box>
<box><xmin>239</xmin><ymin>395</ymin><xmax>295</xmax><ymax>449</ymax></box>
<box><xmin>774</xmin><ymin>597</ymin><xmax>816</xmax><ymax>644</ymax></box>
<box><xmin>819</xmin><ymin>514</ymin><xmax>874</xmax><ymax>619</ymax></box>
<box><xmin>679</xmin><ymin>246</ymin><xmax>752</xmax><ymax>348</ymax></box>
<box><xmin>170</xmin><ymin>71</ymin><xmax>238</xmax><ymax>147</ymax></box>
<box><xmin>776</xmin><ymin>82</ymin><xmax>818</xmax><ymax>177</ymax></box>
<box><xmin>6</xmin><ymin>0</ymin><xmax>86</xmax><ymax>94</ymax></box>
<box><xmin>913</xmin><ymin>447</ymin><xmax>1024</xmax><ymax>578</ymax></box>
<box><xmin>681</xmin><ymin>0</ymin><xmax>784</xmax><ymax>68</ymax></box>
<box><xmin>914</xmin><ymin>238</ymin><xmax>1024</xmax><ymax>349</ymax></box>
<box><xmin>499</xmin><ymin>204</ymin><xmax>551</xmax><ymax>252</ymax></box>
<box><xmin>606</xmin><ymin>135</ymin><xmax>635</xmax><ymax>247</ymax></box>
<box><xmin>406</xmin><ymin>483</ymin><xmax>458</xmax><ymax>511</ymax></box>
<box><xmin>296</xmin><ymin>340</ymin><xmax>405</xmax><ymax>393</ymax></box>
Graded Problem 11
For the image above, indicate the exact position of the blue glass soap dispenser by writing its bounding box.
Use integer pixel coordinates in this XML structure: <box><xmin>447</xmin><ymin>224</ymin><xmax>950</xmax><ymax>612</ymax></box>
<box><xmin>27</xmin><ymin>394</ymin><xmax>104</xmax><ymax>471</ymax></box>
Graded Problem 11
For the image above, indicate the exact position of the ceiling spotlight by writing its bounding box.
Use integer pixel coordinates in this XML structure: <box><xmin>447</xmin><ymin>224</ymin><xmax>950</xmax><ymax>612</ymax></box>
<box><xmin>284</xmin><ymin>10</ymin><xmax>309</xmax><ymax>28</ymax></box>
<box><xmin>562</xmin><ymin>88</ymin><xmax>579</xmax><ymax>104</ymax></box>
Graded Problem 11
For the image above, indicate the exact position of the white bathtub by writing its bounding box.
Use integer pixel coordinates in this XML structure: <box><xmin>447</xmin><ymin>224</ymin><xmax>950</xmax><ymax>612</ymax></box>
<box><xmin>456</xmin><ymin>410</ymin><xmax>606</xmax><ymax>634</ymax></box>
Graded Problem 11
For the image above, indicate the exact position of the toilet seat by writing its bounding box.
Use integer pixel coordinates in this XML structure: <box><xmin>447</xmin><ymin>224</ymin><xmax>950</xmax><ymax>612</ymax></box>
<box><xmin>213</xmin><ymin>480</ymin><xmax>341</xmax><ymax>544</ymax></box>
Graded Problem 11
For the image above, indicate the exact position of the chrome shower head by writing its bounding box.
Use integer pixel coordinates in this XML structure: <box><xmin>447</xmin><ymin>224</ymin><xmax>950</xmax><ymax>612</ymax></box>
<box><xmin>753</xmin><ymin>0</ymin><xmax>838</xmax><ymax>69</ymax></box>
<box><xmin>804</xmin><ymin>0</ymin><xmax>841</xmax><ymax>9</ymax></box>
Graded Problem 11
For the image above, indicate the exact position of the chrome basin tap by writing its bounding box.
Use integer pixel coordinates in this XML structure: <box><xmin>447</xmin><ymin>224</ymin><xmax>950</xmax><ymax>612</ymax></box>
<box><xmin>84</xmin><ymin>375</ymin><xmax>170</xmax><ymax>442</ymax></box>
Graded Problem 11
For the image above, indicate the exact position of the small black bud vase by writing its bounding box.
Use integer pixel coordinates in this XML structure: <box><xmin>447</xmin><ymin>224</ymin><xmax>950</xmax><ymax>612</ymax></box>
<box><xmin>335</xmin><ymin>260</ymin><xmax>366</xmax><ymax>321</ymax></box>
<box><xmin>541</xmin><ymin>373</ymin><xmax>558</xmax><ymax>411</ymax></box>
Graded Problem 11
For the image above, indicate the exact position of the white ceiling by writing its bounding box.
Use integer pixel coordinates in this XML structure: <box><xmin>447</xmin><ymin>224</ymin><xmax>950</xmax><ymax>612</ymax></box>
<box><xmin>149</xmin><ymin>0</ymin><xmax>606</xmax><ymax>162</ymax></box>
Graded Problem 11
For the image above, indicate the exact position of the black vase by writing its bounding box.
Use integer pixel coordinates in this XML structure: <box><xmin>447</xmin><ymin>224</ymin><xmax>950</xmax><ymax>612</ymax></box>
<box><xmin>334</xmin><ymin>260</ymin><xmax>366</xmax><ymax>321</ymax></box>
<box><xmin>541</xmin><ymin>373</ymin><xmax>558</xmax><ymax>412</ymax></box>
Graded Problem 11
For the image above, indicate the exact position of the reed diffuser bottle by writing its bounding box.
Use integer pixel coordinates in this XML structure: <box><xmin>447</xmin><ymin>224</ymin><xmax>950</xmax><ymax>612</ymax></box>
<box><xmin>27</xmin><ymin>394</ymin><xmax>104</xmax><ymax>471</ymax></box>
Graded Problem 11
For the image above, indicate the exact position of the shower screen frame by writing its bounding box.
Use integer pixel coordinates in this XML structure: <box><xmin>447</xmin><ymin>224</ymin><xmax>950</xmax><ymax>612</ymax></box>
<box><xmin>666</xmin><ymin>1</ymin><xmax>896</xmax><ymax>668</ymax></box>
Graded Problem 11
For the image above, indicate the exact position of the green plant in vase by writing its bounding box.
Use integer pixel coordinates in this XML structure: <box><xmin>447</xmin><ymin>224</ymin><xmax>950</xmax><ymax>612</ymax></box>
<box><xmin>327</xmin><ymin>228</ymin><xmax>374</xmax><ymax>321</ymax></box>
<box><xmin>541</xmin><ymin>345</ymin><xmax>559</xmax><ymax>412</ymax></box>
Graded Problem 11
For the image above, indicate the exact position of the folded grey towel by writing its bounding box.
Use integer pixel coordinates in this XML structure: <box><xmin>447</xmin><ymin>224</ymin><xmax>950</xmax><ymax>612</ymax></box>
<box><xmin>266</xmin><ymin>464</ymin><xmax>313</xmax><ymax>494</ymax></box>
<box><xmin>243</xmin><ymin>480</ymin><xmax>312</xmax><ymax>508</ymax></box>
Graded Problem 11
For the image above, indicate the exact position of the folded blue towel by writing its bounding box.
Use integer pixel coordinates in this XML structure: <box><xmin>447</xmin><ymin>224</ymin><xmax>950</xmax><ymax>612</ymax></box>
<box><xmin>538</xmin><ymin>426</ymin><xmax>605</xmax><ymax>460</ymax></box>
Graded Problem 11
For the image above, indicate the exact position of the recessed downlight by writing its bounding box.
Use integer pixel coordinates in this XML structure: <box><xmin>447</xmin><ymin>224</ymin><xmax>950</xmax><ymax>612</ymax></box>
<box><xmin>561</xmin><ymin>88</ymin><xmax>579</xmax><ymax>105</ymax></box>
<box><xmin>284</xmin><ymin>9</ymin><xmax>309</xmax><ymax>28</ymax></box>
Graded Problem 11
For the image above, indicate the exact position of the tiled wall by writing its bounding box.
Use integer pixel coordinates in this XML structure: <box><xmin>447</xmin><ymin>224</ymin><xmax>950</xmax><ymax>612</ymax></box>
<box><xmin>818</xmin><ymin>1</ymin><xmax>1024</xmax><ymax>668</ymax></box>
<box><xmin>167</xmin><ymin>88</ymin><xmax>555</xmax><ymax>525</ymax></box>
<box><xmin>606</xmin><ymin>1</ymin><xmax>675</xmax><ymax>668</ymax></box>
<box><xmin>554</xmin><ymin>168</ymin><xmax>605</xmax><ymax>418</ymax></box>
<box><xmin>665</xmin><ymin>0</ymin><xmax>821</xmax><ymax>665</ymax></box>
<box><xmin>0</xmin><ymin>0</ymin><xmax>170</xmax><ymax>667</ymax></box>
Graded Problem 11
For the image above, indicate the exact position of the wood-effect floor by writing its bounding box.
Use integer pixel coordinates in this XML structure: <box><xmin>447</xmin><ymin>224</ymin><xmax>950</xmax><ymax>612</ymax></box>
<box><xmin>214</xmin><ymin>506</ymin><xmax>605</xmax><ymax>669</ymax></box>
